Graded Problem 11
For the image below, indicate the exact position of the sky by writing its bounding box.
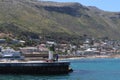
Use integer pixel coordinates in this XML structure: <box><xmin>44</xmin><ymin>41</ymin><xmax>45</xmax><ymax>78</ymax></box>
<box><xmin>41</xmin><ymin>0</ymin><xmax>120</xmax><ymax>12</ymax></box>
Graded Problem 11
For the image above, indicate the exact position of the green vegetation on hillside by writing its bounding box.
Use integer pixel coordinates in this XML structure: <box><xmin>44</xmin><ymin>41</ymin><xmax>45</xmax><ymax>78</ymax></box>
<box><xmin>0</xmin><ymin>0</ymin><xmax>120</xmax><ymax>40</ymax></box>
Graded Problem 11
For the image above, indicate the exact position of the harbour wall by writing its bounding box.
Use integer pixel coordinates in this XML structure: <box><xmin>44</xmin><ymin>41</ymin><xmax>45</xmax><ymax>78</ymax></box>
<box><xmin>0</xmin><ymin>61</ymin><xmax>70</xmax><ymax>74</ymax></box>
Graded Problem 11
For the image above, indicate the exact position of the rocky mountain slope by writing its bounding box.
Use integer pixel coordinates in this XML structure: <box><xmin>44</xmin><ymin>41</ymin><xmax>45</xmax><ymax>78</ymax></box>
<box><xmin>0</xmin><ymin>0</ymin><xmax>120</xmax><ymax>39</ymax></box>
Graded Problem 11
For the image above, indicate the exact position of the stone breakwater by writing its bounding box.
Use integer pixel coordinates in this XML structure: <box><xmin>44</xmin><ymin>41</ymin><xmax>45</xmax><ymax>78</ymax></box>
<box><xmin>0</xmin><ymin>60</ymin><xmax>71</xmax><ymax>74</ymax></box>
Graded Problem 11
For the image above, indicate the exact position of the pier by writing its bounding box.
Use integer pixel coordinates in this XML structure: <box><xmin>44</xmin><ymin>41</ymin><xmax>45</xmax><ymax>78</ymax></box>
<box><xmin>0</xmin><ymin>60</ymin><xmax>71</xmax><ymax>74</ymax></box>
<box><xmin>0</xmin><ymin>43</ymin><xmax>72</xmax><ymax>74</ymax></box>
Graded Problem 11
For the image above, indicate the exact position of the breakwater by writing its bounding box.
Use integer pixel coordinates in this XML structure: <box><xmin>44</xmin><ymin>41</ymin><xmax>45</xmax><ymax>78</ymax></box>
<box><xmin>0</xmin><ymin>61</ymin><xmax>71</xmax><ymax>74</ymax></box>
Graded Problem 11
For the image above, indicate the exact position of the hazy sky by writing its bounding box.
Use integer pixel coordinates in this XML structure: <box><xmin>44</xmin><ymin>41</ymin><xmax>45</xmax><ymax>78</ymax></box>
<box><xmin>42</xmin><ymin>0</ymin><xmax>120</xmax><ymax>12</ymax></box>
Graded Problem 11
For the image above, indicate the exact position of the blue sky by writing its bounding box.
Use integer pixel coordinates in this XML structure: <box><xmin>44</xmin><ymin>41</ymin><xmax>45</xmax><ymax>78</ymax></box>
<box><xmin>42</xmin><ymin>0</ymin><xmax>120</xmax><ymax>12</ymax></box>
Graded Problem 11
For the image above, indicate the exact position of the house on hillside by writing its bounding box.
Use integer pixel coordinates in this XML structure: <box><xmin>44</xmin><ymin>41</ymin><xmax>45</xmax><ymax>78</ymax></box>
<box><xmin>11</xmin><ymin>39</ymin><xmax>25</xmax><ymax>44</ymax></box>
<box><xmin>0</xmin><ymin>39</ymin><xmax>6</xmax><ymax>44</ymax></box>
<box><xmin>20</xmin><ymin>47</ymin><xmax>38</xmax><ymax>54</ymax></box>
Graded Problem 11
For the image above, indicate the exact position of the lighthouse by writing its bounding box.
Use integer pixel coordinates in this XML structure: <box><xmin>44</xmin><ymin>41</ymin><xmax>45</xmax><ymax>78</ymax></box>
<box><xmin>48</xmin><ymin>44</ymin><xmax>55</xmax><ymax>60</ymax></box>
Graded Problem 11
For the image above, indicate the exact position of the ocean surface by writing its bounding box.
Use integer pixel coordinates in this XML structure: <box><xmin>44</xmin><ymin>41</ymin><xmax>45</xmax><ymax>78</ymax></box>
<box><xmin>1</xmin><ymin>58</ymin><xmax>120</xmax><ymax>80</ymax></box>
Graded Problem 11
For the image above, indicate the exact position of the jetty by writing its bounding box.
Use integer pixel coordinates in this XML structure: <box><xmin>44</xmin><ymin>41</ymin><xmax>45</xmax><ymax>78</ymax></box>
<box><xmin>0</xmin><ymin>60</ymin><xmax>71</xmax><ymax>74</ymax></box>
<box><xmin>0</xmin><ymin>46</ymin><xmax>72</xmax><ymax>74</ymax></box>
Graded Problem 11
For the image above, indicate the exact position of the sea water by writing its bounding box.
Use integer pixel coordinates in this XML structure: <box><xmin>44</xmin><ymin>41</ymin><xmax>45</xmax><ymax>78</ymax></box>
<box><xmin>0</xmin><ymin>58</ymin><xmax>120</xmax><ymax>80</ymax></box>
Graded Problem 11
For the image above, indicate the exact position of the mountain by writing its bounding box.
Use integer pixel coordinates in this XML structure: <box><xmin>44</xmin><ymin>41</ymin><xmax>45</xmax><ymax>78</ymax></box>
<box><xmin>0</xmin><ymin>0</ymin><xmax>120</xmax><ymax>40</ymax></box>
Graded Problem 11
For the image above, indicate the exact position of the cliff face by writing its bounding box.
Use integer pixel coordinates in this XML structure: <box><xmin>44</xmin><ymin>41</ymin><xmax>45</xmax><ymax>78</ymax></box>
<box><xmin>0</xmin><ymin>0</ymin><xmax>120</xmax><ymax>39</ymax></box>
